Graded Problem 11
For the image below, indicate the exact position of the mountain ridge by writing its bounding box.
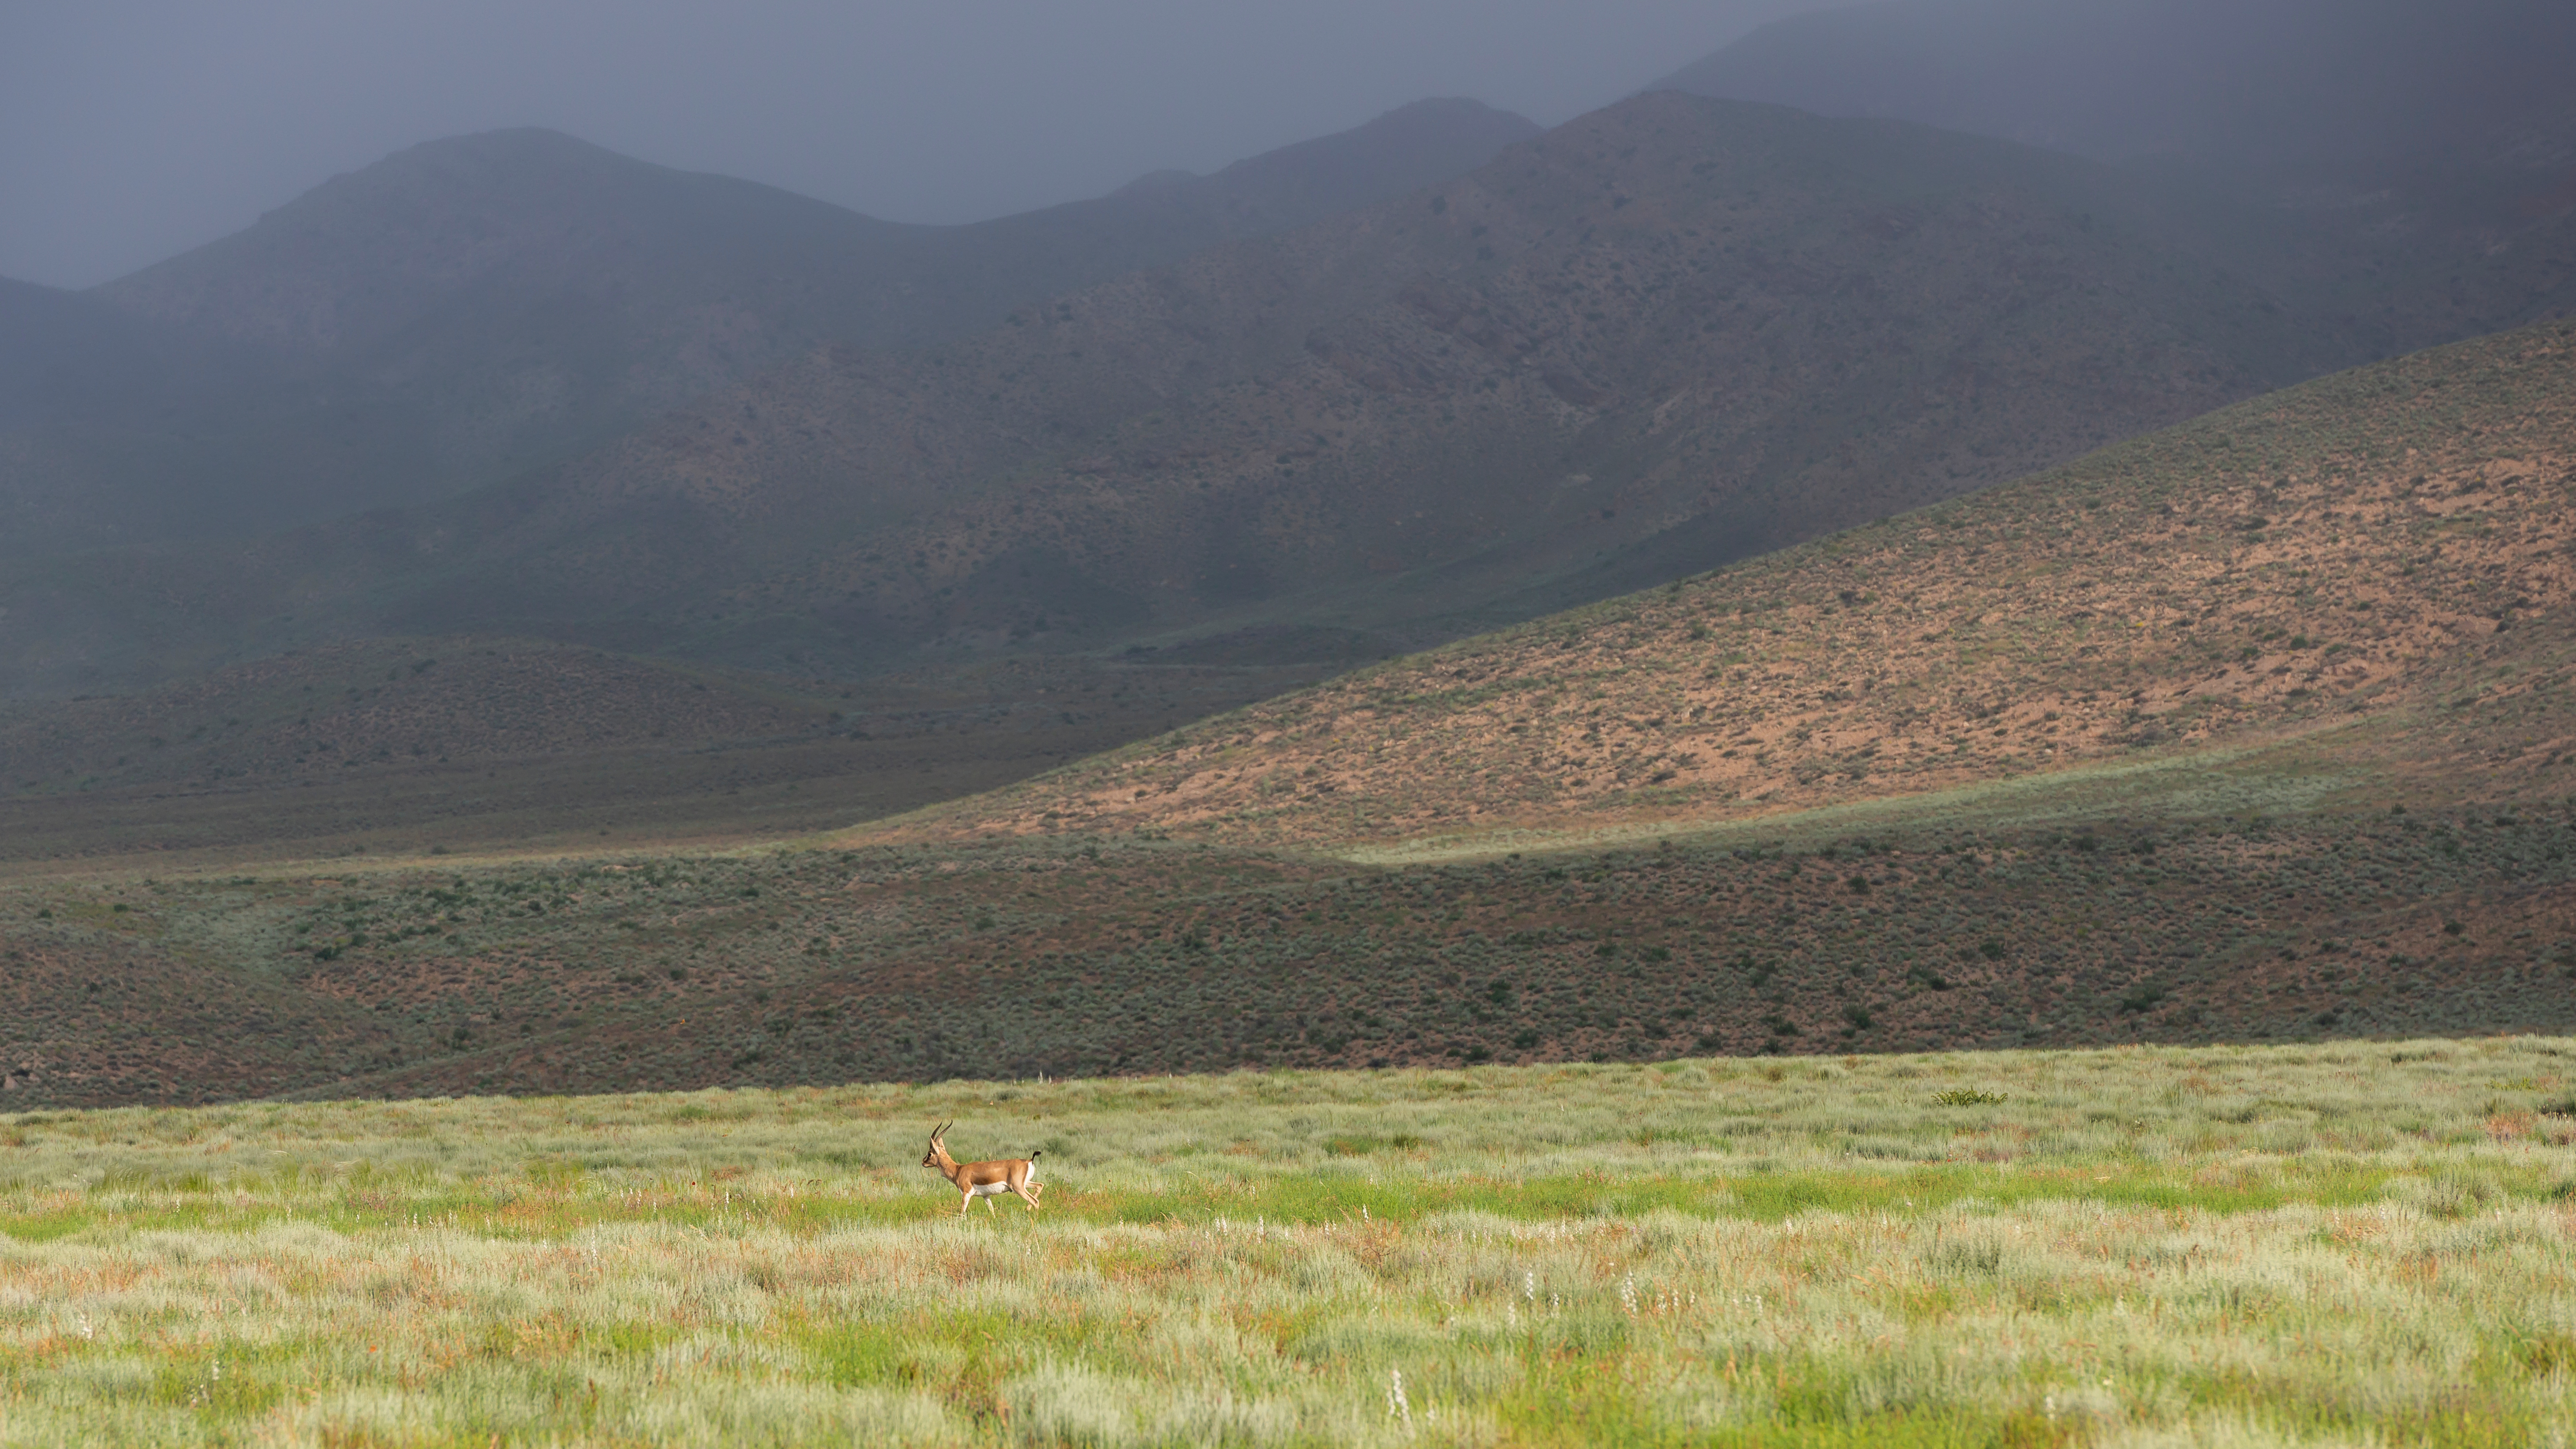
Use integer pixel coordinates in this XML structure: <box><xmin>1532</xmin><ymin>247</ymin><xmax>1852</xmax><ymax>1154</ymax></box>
<box><xmin>0</xmin><ymin>92</ymin><xmax>2360</xmax><ymax>698</ymax></box>
<box><xmin>1651</xmin><ymin>0</ymin><xmax>2576</xmax><ymax>369</ymax></box>
<box><xmin>0</xmin><ymin>100</ymin><xmax>1539</xmax><ymax>559</ymax></box>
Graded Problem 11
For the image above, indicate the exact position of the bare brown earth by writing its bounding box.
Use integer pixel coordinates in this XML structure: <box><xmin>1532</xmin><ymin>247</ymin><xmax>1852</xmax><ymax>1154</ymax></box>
<box><xmin>869</xmin><ymin>319</ymin><xmax>2576</xmax><ymax>853</ymax></box>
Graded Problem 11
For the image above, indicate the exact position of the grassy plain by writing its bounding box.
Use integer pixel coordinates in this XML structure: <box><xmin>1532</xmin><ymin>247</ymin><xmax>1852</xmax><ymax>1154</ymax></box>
<box><xmin>5</xmin><ymin>1038</ymin><xmax>2576</xmax><ymax>1446</ymax></box>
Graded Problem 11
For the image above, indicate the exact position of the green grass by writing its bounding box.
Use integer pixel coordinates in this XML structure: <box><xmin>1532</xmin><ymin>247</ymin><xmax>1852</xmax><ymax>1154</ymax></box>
<box><xmin>4</xmin><ymin>1037</ymin><xmax>2574</xmax><ymax>1445</ymax></box>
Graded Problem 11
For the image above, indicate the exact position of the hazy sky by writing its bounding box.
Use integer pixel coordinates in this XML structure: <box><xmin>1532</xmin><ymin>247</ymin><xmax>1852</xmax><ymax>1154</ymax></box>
<box><xmin>1</xmin><ymin>0</ymin><xmax>1841</xmax><ymax>290</ymax></box>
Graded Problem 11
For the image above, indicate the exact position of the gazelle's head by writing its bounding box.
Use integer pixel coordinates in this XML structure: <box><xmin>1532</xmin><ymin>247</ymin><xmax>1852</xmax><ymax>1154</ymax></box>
<box><xmin>922</xmin><ymin>1121</ymin><xmax>954</xmax><ymax>1171</ymax></box>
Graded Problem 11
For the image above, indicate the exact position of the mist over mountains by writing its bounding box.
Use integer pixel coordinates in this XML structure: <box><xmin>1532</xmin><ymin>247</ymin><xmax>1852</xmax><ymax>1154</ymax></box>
<box><xmin>1</xmin><ymin>0</ymin><xmax>2571</xmax><ymax>855</ymax></box>
<box><xmin>4</xmin><ymin>92</ymin><xmax>2347</xmax><ymax>695</ymax></box>
<box><xmin>1658</xmin><ymin>0</ymin><xmax>2576</xmax><ymax>363</ymax></box>
<box><xmin>1655</xmin><ymin>0</ymin><xmax>2576</xmax><ymax>169</ymax></box>
<box><xmin>0</xmin><ymin>100</ymin><xmax>1536</xmax><ymax>556</ymax></box>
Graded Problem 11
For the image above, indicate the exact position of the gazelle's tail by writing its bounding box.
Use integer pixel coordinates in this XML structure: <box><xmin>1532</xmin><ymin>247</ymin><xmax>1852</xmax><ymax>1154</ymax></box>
<box><xmin>1030</xmin><ymin>1150</ymin><xmax>1043</xmax><ymax>1162</ymax></box>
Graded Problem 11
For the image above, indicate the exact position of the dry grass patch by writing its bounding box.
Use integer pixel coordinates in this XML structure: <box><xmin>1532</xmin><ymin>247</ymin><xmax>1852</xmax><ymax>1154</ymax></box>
<box><xmin>4</xmin><ymin>1037</ymin><xmax>2575</xmax><ymax>1445</ymax></box>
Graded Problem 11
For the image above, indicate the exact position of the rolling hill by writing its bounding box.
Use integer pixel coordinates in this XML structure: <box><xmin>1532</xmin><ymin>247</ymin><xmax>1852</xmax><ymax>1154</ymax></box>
<box><xmin>0</xmin><ymin>100</ymin><xmax>1538</xmax><ymax>557</ymax></box>
<box><xmin>873</xmin><ymin>317</ymin><xmax>2576</xmax><ymax>853</ymax></box>
<box><xmin>5</xmin><ymin>320</ymin><xmax>2575</xmax><ymax>1106</ymax></box>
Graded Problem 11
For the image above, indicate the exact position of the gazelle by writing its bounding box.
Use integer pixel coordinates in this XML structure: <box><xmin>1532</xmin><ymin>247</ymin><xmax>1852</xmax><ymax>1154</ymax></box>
<box><xmin>921</xmin><ymin>1121</ymin><xmax>1044</xmax><ymax>1215</ymax></box>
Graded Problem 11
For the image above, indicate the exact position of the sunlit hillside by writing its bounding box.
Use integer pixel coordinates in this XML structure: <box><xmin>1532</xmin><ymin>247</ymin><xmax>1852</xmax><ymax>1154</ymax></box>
<box><xmin>875</xmin><ymin>318</ymin><xmax>2576</xmax><ymax>855</ymax></box>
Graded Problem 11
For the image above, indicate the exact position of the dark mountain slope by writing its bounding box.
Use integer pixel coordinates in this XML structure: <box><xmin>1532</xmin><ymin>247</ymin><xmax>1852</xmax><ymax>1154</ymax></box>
<box><xmin>2</xmin><ymin>92</ymin><xmax>2351</xmax><ymax>696</ymax></box>
<box><xmin>0</xmin><ymin>278</ymin><xmax>172</xmax><ymax>430</ymax></box>
<box><xmin>0</xmin><ymin>639</ymin><xmax>1323</xmax><ymax>863</ymax></box>
<box><xmin>1654</xmin><ymin>0</ymin><xmax>2576</xmax><ymax>168</ymax></box>
<box><xmin>0</xmin><ymin>102</ymin><xmax>1535</xmax><ymax>558</ymax></box>
<box><xmin>1655</xmin><ymin>0</ymin><xmax>2576</xmax><ymax>362</ymax></box>
<box><xmin>0</xmin><ymin>277</ymin><xmax>329</xmax><ymax>546</ymax></box>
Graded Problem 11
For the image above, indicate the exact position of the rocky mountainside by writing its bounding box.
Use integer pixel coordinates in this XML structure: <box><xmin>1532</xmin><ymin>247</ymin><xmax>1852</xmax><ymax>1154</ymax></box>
<box><xmin>873</xmin><ymin>317</ymin><xmax>2576</xmax><ymax>854</ymax></box>
<box><xmin>0</xmin><ymin>101</ymin><xmax>1536</xmax><ymax>556</ymax></box>
<box><xmin>2</xmin><ymin>92</ymin><xmax>2368</xmax><ymax>697</ymax></box>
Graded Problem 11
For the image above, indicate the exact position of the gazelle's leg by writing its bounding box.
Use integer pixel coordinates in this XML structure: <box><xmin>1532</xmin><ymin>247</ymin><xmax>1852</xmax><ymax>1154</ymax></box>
<box><xmin>958</xmin><ymin>1191</ymin><xmax>973</xmax><ymax>1217</ymax></box>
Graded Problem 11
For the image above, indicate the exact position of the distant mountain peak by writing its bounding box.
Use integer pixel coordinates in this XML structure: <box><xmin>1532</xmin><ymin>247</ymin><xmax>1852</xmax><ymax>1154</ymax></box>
<box><xmin>10</xmin><ymin>98</ymin><xmax>1546</xmax><ymax>571</ymax></box>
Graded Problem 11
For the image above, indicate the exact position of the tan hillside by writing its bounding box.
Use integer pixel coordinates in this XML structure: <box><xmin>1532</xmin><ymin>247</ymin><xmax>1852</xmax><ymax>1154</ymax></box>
<box><xmin>870</xmin><ymin>318</ymin><xmax>2576</xmax><ymax>852</ymax></box>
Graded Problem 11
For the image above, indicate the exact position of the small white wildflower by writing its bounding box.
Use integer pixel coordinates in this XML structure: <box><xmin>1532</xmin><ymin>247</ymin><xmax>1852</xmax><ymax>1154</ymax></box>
<box><xmin>1387</xmin><ymin>1367</ymin><xmax>1412</xmax><ymax>1428</ymax></box>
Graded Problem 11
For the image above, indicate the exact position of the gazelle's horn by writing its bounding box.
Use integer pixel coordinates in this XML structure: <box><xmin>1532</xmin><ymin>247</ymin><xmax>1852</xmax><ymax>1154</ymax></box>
<box><xmin>930</xmin><ymin>1119</ymin><xmax>951</xmax><ymax>1142</ymax></box>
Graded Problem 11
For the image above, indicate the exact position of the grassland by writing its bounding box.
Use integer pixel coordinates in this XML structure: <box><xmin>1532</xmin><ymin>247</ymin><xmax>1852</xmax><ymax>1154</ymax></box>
<box><xmin>4</xmin><ymin>1038</ymin><xmax>2574</xmax><ymax>1447</ymax></box>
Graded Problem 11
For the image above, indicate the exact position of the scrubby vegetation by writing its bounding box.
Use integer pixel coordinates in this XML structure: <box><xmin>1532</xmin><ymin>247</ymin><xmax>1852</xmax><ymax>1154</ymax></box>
<box><xmin>9</xmin><ymin>793</ymin><xmax>2576</xmax><ymax>1105</ymax></box>
<box><xmin>4</xmin><ymin>1038</ymin><xmax>2573</xmax><ymax>1446</ymax></box>
<box><xmin>882</xmin><ymin>318</ymin><xmax>2576</xmax><ymax>853</ymax></box>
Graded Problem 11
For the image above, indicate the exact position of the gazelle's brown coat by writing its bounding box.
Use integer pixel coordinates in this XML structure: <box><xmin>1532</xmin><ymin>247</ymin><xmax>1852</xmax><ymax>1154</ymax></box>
<box><xmin>921</xmin><ymin>1121</ymin><xmax>1043</xmax><ymax>1215</ymax></box>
